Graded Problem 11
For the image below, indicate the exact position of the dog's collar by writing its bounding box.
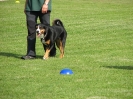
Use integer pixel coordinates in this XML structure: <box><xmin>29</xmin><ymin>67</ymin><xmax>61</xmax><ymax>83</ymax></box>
<box><xmin>41</xmin><ymin>39</ymin><xmax>45</xmax><ymax>44</ymax></box>
<box><xmin>40</xmin><ymin>34</ymin><xmax>46</xmax><ymax>44</ymax></box>
<box><xmin>41</xmin><ymin>39</ymin><xmax>48</xmax><ymax>45</ymax></box>
<box><xmin>40</xmin><ymin>34</ymin><xmax>44</xmax><ymax>39</ymax></box>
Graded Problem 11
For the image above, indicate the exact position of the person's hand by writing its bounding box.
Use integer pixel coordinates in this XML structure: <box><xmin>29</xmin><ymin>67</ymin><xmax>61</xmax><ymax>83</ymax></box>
<box><xmin>42</xmin><ymin>4</ymin><xmax>48</xmax><ymax>13</ymax></box>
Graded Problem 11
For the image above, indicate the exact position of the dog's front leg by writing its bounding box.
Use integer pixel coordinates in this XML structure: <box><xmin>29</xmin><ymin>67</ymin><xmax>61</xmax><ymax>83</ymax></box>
<box><xmin>43</xmin><ymin>44</ymin><xmax>54</xmax><ymax>59</ymax></box>
<box><xmin>43</xmin><ymin>48</ymin><xmax>50</xmax><ymax>60</ymax></box>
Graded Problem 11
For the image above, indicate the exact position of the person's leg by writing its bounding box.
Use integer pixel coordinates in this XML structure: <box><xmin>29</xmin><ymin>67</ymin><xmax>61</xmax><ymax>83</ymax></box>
<box><xmin>22</xmin><ymin>11</ymin><xmax>38</xmax><ymax>59</ymax></box>
<box><xmin>39</xmin><ymin>12</ymin><xmax>56</xmax><ymax>56</ymax></box>
<box><xmin>39</xmin><ymin>11</ymin><xmax>50</xmax><ymax>26</ymax></box>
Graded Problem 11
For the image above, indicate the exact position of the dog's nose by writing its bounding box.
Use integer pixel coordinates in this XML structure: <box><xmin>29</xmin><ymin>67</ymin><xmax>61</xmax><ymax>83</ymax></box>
<box><xmin>36</xmin><ymin>30</ymin><xmax>39</xmax><ymax>34</ymax></box>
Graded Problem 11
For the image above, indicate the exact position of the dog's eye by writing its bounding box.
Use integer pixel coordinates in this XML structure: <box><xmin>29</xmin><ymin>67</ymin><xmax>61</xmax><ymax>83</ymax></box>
<box><xmin>40</xmin><ymin>27</ymin><xmax>43</xmax><ymax>29</ymax></box>
<box><xmin>36</xmin><ymin>26</ymin><xmax>39</xmax><ymax>29</ymax></box>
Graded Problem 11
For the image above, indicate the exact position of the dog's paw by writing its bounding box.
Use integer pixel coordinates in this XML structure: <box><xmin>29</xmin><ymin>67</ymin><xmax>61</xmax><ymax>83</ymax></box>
<box><xmin>43</xmin><ymin>57</ymin><xmax>48</xmax><ymax>60</ymax></box>
<box><xmin>43</xmin><ymin>57</ymin><xmax>46</xmax><ymax>60</ymax></box>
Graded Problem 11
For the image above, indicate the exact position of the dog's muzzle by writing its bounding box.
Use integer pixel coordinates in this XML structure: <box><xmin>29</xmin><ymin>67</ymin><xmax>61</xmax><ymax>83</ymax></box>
<box><xmin>36</xmin><ymin>30</ymin><xmax>40</xmax><ymax>34</ymax></box>
<box><xmin>36</xmin><ymin>29</ymin><xmax>40</xmax><ymax>33</ymax></box>
<box><xmin>36</xmin><ymin>26</ymin><xmax>41</xmax><ymax>34</ymax></box>
<box><xmin>36</xmin><ymin>28</ymin><xmax>41</xmax><ymax>37</ymax></box>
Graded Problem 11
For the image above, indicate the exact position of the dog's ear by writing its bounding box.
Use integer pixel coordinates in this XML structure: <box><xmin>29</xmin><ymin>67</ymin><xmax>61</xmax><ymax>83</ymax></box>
<box><xmin>43</xmin><ymin>25</ymin><xmax>48</xmax><ymax>33</ymax></box>
<box><xmin>42</xmin><ymin>25</ymin><xmax>47</xmax><ymax>29</ymax></box>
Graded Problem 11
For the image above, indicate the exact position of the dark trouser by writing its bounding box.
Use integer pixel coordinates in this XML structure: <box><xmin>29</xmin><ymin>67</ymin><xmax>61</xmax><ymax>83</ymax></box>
<box><xmin>25</xmin><ymin>11</ymin><xmax>56</xmax><ymax>57</ymax></box>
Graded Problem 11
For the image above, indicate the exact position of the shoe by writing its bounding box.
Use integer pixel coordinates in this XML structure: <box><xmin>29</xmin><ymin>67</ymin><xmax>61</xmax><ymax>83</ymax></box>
<box><xmin>21</xmin><ymin>55</ymin><xmax>36</xmax><ymax>60</ymax></box>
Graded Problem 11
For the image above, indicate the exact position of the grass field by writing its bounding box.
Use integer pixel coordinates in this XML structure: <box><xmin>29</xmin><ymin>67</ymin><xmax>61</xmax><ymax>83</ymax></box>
<box><xmin>0</xmin><ymin>0</ymin><xmax>133</xmax><ymax>99</ymax></box>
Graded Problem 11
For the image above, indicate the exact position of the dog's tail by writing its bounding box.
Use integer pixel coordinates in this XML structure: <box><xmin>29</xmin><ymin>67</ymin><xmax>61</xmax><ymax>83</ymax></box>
<box><xmin>52</xmin><ymin>19</ymin><xmax>64</xmax><ymax>27</ymax></box>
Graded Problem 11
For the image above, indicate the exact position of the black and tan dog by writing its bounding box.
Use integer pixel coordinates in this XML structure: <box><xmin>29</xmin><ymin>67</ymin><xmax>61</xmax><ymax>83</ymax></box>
<box><xmin>36</xmin><ymin>19</ymin><xmax>67</xmax><ymax>59</ymax></box>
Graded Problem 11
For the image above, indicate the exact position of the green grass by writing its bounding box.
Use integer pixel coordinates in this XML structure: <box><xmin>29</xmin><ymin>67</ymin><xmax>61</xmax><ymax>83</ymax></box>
<box><xmin>0</xmin><ymin>0</ymin><xmax>133</xmax><ymax>99</ymax></box>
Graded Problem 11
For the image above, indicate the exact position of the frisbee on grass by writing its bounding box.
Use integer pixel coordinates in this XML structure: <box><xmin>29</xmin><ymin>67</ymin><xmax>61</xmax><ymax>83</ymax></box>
<box><xmin>60</xmin><ymin>68</ymin><xmax>73</xmax><ymax>75</ymax></box>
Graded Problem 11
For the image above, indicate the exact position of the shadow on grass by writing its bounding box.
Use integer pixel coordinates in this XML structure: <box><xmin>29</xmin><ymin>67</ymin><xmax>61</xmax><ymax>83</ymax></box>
<box><xmin>0</xmin><ymin>52</ymin><xmax>43</xmax><ymax>59</ymax></box>
<box><xmin>102</xmin><ymin>66</ymin><xmax>133</xmax><ymax>70</ymax></box>
<box><xmin>0</xmin><ymin>52</ymin><xmax>21</xmax><ymax>59</ymax></box>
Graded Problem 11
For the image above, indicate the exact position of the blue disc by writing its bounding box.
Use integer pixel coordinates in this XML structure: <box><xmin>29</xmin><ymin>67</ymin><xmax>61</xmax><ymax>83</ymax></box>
<box><xmin>60</xmin><ymin>68</ymin><xmax>73</xmax><ymax>75</ymax></box>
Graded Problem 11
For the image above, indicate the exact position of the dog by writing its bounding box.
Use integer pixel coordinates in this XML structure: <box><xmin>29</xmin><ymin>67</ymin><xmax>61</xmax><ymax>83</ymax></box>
<box><xmin>36</xmin><ymin>19</ymin><xmax>67</xmax><ymax>59</ymax></box>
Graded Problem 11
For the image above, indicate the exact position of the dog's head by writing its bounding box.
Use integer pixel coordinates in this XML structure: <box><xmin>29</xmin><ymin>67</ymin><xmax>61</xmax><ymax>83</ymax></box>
<box><xmin>35</xmin><ymin>24</ymin><xmax>47</xmax><ymax>38</ymax></box>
